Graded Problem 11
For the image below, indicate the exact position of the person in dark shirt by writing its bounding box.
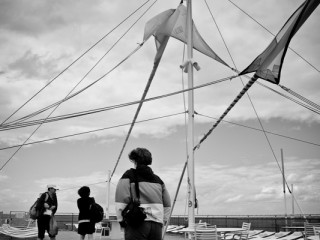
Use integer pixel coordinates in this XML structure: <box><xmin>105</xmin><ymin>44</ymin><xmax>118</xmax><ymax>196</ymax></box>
<box><xmin>77</xmin><ymin>186</ymin><xmax>95</xmax><ymax>240</ymax></box>
<box><xmin>115</xmin><ymin>147</ymin><xmax>171</xmax><ymax>240</ymax></box>
<box><xmin>36</xmin><ymin>184</ymin><xmax>58</xmax><ymax>240</ymax></box>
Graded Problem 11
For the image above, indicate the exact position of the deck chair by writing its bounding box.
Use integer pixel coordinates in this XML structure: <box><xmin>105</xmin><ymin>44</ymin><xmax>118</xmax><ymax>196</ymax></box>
<box><xmin>280</xmin><ymin>232</ymin><xmax>304</xmax><ymax>240</ymax></box>
<box><xmin>248</xmin><ymin>230</ymin><xmax>265</xmax><ymax>239</ymax></box>
<box><xmin>94</xmin><ymin>222</ymin><xmax>110</xmax><ymax>240</ymax></box>
<box><xmin>304</xmin><ymin>222</ymin><xmax>320</xmax><ymax>240</ymax></box>
<box><xmin>263</xmin><ymin>231</ymin><xmax>292</xmax><ymax>239</ymax></box>
<box><xmin>0</xmin><ymin>223</ymin><xmax>38</xmax><ymax>238</ymax></box>
<box><xmin>192</xmin><ymin>225</ymin><xmax>221</xmax><ymax>240</ymax></box>
<box><xmin>313</xmin><ymin>226</ymin><xmax>320</xmax><ymax>235</ymax></box>
<box><xmin>184</xmin><ymin>222</ymin><xmax>208</xmax><ymax>239</ymax></box>
<box><xmin>229</xmin><ymin>222</ymin><xmax>251</xmax><ymax>240</ymax></box>
<box><xmin>250</xmin><ymin>231</ymin><xmax>276</xmax><ymax>239</ymax></box>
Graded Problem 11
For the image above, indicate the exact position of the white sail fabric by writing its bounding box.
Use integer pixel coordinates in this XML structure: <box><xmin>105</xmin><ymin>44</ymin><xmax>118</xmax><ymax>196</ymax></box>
<box><xmin>143</xmin><ymin>4</ymin><xmax>229</xmax><ymax>67</ymax></box>
<box><xmin>240</xmin><ymin>0</ymin><xmax>319</xmax><ymax>84</ymax></box>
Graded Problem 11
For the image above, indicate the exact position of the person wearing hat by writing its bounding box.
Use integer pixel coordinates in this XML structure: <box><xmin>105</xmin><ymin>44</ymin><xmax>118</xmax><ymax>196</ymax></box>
<box><xmin>115</xmin><ymin>147</ymin><xmax>171</xmax><ymax>240</ymax></box>
<box><xmin>36</xmin><ymin>184</ymin><xmax>59</xmax><ymax>240</ymax></box>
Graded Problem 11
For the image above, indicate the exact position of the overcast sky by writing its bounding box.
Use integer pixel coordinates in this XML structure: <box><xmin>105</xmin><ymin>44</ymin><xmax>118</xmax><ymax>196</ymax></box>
<box><xmin>0</xmin><ymin>0</ymin><xmax>319</xmax><ymax>217</ymax></box>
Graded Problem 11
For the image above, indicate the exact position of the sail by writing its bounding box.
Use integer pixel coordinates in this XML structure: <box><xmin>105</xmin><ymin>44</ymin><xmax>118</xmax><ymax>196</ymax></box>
<box><xmin>143</xmin><ymin>4</ymin><xmax>229</xmax><ymax>67</ymax></box>
<box><xmin>239</xmin><ymin>0</ymin><xmax>320</xmax><ymax>84</ymax></box>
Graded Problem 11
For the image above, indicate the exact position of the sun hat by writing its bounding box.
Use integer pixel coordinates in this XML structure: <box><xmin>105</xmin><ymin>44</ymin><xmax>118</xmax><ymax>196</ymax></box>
<box><xmin>47</xmin><ymin>184</ymin><xmax>59</xmax><ymax>190</ymax></box>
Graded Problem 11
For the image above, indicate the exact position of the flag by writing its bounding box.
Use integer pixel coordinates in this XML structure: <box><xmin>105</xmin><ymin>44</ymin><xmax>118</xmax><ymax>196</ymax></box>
<box><xmin>240</xmin><ymin>0</ymin><xmax>319</xmax><ymax>84</ymax></box>
<box><xmin>143</xmin><ymin>4</ymin><xmax>229</xmax><ymax>67</ymax></box>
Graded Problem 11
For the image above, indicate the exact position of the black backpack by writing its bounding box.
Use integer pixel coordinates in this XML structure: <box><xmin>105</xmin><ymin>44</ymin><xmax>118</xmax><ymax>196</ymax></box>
<box><xmin>29</xmin><ymin>193</ymin><xmax>48</xmax><ymax>220</ymax></box>
<box><xmin>89</xmin><ymin>199</ymin><xmax>104</xmax><ymax>223</ymax></box>
<box><xmin>121</xmin><ymin>170</ymin><xmax>146</xmax><ymax>227</ymax></box>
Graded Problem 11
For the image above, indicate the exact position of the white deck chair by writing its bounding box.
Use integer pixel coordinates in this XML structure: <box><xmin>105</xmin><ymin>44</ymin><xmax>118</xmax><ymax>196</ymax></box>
<box><xmin>229</xmin><ymin>222</ymin><xmax>251</xmax><ymax>240</ymax></box>
<box><xmin>263</xmin><ymin>231</ymin><xmax>292</xmax><ymax>240</ymax></box>
<box><xmin>190</xmin><ymin>225</ymin><xmax>221</xmax><ymax>240</ymax></box>
<box><xmin>0</xmin><ymin>223</ymin><xmax>38</xmax><ymax>238</ymax></box>
<box><xmin>304</xmin><ymin>223</ymin><xmax>320</xmax><ymax>240</ymax></box>
<box><xmin>250</xmin><ymin>231</ymin><xmax>276</xmax><ymax>239</ymax></box>
<box><xmin>248</xmin><ymin>230</ymin><xmax>265</xmax><ymax>239</ymax></box>
<box><xmin>281</xmin><ymin>232</ymin><xmax>304</xmax><ymax>240</ymax></box>
<box><xmin>313</xmin><ymin>226</ymin><xmax>320</xmax><ymax>235</ymax></box>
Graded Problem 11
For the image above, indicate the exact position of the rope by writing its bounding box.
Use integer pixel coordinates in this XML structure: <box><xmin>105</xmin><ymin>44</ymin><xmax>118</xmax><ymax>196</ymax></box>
<box><xmin>0</xmin><ymin>0</ymin><xmax>154</xmax><ymax>126</ymax></box>
<box><xmin>0</xmin><ymin>1</ymin><xmax>159</xmax><ymax>172</ymax></box>
<box><xmin>1</xmin><ymin>76</ymin><xmax>234</xmax><ymax>131</ymax></box>
<box><xmin>0</xmin><ymin>112</ymin><xmax>185</xmax><ymax>151</ymax></box>
<box><xmin>163</xmin><ymin>43</ymin><xmax>189</xmax><ymax>238</ymax></box>
<box><xmin>6</xmin><ymin>43</ymin><xmax>144</xmax><ymax>126</ymax></box>
<box><xmin>279</xmin><ymin>84</ymin><xmax>320</xmax><ymax>111</ymax></box>
<box><xmin>7</xmin><ymin>0</ymin><xmax>158</xmax><ymax>126</ymax></box>
<box><xmin>196</xmin><ymin>113</ymin><xmax>320</xmax><ymax>147</ymax></box>
<box><xmin>226</xmin><ymin>0</ymin><xmax>319</xmax><ymax>73</ymax></box>
<box><xmin>256</xmin><ymin>81</ymin><xmax>320</xmax><ymax>115</ymax></box>
<box><xmin>109</xmin><ymin>43</ymin><xmax>164</xmax><ymax>180</ymax></box>
<box><xmin>194</xmin><ymin>75</ymin><xmax>258</xmax><ymax>150</ymax></box>
<box><xmin>162</xmin><ymin>161</ymin><xmax>188</xmax><ymax>239</ymax></box>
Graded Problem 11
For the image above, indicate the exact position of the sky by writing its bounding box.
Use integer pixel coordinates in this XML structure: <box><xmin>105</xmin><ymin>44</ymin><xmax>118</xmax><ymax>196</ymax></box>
<box><xmin>0</xmin><ymin>0</ymin><xmax>319</xmax><ymax>217</ymax></box>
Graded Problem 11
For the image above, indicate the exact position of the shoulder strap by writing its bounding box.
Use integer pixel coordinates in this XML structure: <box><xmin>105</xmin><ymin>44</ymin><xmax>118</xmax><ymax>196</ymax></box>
<box><xmin>133</xmin><ymin>170</ymin><xmax>140</xmax><ymax>200</ymax></box>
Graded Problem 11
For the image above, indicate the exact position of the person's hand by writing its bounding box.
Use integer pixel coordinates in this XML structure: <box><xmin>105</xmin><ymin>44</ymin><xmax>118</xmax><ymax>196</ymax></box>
<box><xmin>44</xmin><ymin>203</ymin><xmax>49</xmax><ymax>209</ymax></box>
<box><xmin>119</xmin><ymin>221</ymin><xmax>127</xmax><ymax>228</ymax></box>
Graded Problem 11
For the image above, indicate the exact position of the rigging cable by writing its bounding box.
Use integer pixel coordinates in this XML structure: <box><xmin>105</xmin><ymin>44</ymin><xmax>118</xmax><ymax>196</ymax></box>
<box><xmin>6</xmin><ymin>0</ymin><xmax>158</xmax><ymax>126</ymax></box>
<box><xmin>226</xmin><ymin>0</ymin><xmax>320</xmax><ymax>74</ymax></box>
<box><xmin>162</xmin><ymin>43</ymin><xmax>190</xmax><ymax>237</ymax></box>
<box><xmin>0</xmin><ymin>0</ymin><xmax>154</xmax><ymax>126</ymax></box>
<box><xmin>279</xmin><ymin>84</ymin><xmax>320</xmax><ymax>111</ymax></box>
<box><xmin>109</xmin><ymin>29</ymin><xmax>164</xmax><ymax>180</ymax></box>
<box><xmin>0</xmin><ymin>76</ymin><xmax>234</xmax><ymax>131</ymax></box>
<box><xmin>0</xmin><ymin>1</ymin><xmax>158</xmax><ymax>172</ymax></box>
<box><xmin>195</xmin><ymin>113</ymin><xmax>320</xmax><ymax>148</ymax></box>
<box><xmin>0</xmin><ymin>41</ymin><xmax>144</xmax><ymax>172</ymax></box>
<box><xmin>203</xmin><ymin>0</ymin><xmax>309</xmax><ymax>217</ymax></box>
<box><xmin>0</xmin><ymin>112</ymin><xmax>186</xmax><ymax>151</ymax></box>
<box><xmin>238</xmin><ymin>72</ymin><xmax>320</xmax><ymax>115</ymax></box>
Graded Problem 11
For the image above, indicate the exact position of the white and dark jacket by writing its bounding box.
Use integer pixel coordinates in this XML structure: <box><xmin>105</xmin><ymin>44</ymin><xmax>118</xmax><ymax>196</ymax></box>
<box><xmin>115</xmin><ymin>166</ymin><xmax>171</xmax><ymax>225</ymax></box>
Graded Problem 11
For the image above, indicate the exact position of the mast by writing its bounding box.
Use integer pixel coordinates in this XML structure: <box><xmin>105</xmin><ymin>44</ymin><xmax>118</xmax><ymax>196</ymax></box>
<box><xmin>291</xmin><ymin>184</ymin><xmax>294</xmax><ymax>215</ymax></box>
<box><xmin>186</xmin><ymin>0</ymin><xmax>195</xmax><ymax>227</ymax></box>
<box><xmin>281</xmin><ymin>149</ymin><xmax>288</xmax><ymax>228</ymax></box>
<box><xmin>106</xmin><ymin>170</ymin><xmax>111</xmax><ymax>220</ymax></box>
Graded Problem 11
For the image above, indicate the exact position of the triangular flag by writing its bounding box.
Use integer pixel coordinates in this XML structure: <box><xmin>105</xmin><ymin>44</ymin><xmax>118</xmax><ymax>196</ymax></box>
<box><xmin>240</xmin><ymin>0</ymin><xmax>319</xmax><ymax>84</ymax></box>
<box><xmin>143</xmin><ymin>4</ymin><xmax>229</xmax><ymax>67</ymax></box>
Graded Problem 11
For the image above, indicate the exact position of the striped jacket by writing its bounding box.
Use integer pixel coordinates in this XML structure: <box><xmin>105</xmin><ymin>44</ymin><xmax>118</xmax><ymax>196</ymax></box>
<box><xmin>115</xmin><ymin>166</ymin><xmax>171</xmax><ymax>225</ymax></box>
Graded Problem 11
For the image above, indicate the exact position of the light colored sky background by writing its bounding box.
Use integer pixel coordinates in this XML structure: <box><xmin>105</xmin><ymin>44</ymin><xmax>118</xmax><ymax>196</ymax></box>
<box><xmin>0</xmin><ymin>0</ymin><xmax>319</xmax><ymax>217</ymax></box>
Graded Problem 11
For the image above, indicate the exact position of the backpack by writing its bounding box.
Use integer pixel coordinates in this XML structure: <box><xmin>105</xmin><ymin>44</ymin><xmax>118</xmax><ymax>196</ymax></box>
<box><xmin>89</xmin><ymin>201</ymin><xmax>104</xmax><ymax>223</ymax></box>
<box><xmin>29</xmin><ymin>193</ymin><xmax>48</xmax><ymax>220</ymax></box>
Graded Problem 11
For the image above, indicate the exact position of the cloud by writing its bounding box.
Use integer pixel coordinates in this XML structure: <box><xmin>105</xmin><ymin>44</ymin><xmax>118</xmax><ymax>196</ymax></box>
<box><xmin>0</xmin><ymin>174</ymin><xmax>9</xmax><ymax>182</ymax></box>
<box><xmin>7</xmin><ymin>50</ymin><xmax>62</xmax><ymax>80</ymax></box>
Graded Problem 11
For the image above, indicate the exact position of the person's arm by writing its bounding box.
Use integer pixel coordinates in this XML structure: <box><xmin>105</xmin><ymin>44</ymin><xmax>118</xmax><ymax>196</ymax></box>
<box><xmin>162</xmin><ymin>184</ymin><xmax>171</xmax><ymax>223</ymax></box>
<box><xmin>115</xmin><ymin>172</ymin><xmax>131</xmax><ymax>224</ymax></box>
<box><xmin>51</xmin><ymin>194</ymin><xmax>58</xmax><ymax>215</ymax></box>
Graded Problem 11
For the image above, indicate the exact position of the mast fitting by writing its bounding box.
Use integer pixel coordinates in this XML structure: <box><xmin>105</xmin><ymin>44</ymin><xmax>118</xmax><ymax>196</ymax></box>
<box><xmin>180</xmin><ymin>59</ymin><xmax>201</xmax><ymax>73</ymax></box>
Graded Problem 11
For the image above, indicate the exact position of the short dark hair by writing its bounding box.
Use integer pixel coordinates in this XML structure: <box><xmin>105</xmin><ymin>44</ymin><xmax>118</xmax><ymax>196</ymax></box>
<box><xmin>128</xmin><ymin>148</ymin><xmax>152</xmax><ymax>166</ymax></box>
<box><xmin>78</xmin><ymin>186</ymin><xmax>90</xmax><ymax>198</ymax></box>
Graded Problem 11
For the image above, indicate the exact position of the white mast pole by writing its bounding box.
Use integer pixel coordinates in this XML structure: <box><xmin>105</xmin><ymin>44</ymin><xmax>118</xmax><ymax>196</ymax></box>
<box><xmin>106</xmin><ymin>170</ymin><xmax>111</xmax><ymax>220</ymax></box>
<box><xmin>281</xmin><ymin>149</ymin><xmax>288</xmax><ymax>228</ymax></box>
<box><xmin>291</xmin><ymin>184</ymin><xmax>294</xmax><ymax>215</ymax></box>
<box><xmin>186</xmin><ymin>0</ymin><xmax>195</xmax><ymax>228</ymax></box>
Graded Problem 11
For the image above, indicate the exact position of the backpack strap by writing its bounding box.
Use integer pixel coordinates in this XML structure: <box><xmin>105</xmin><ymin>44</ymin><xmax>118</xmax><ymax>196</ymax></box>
<box><xmin>132</xmin><ymin>170</ymin><xmax>140</xmax><ymax>201</ymax></box>
<box><xmin>45</xmin><ymin>193</ymin><xmax>49</xmax><ymax>202</ymax></box>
